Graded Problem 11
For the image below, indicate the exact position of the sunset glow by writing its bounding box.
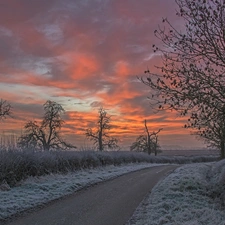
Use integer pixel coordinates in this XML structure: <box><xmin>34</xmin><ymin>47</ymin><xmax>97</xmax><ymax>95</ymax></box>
<box><xmin>0</xmin><ymin>0</ymin><xmax>205</xmax><ymax>149</ymax></box>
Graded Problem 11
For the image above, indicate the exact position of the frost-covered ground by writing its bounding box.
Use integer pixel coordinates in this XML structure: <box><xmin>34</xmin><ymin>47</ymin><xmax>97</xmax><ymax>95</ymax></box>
<box><xmin>0</xmin><ymin>163</ymin><xmax>163</xmax><ymax>221</ymax></box>
<box><xmin>1</xmin><ymin>160</ymin><xmax>225</xmax><ymax>225</ymax></box>
<box><xmin>127</xmin><ymin>160</ymin><xmax>225</xmax><ymax>225</ymax></box>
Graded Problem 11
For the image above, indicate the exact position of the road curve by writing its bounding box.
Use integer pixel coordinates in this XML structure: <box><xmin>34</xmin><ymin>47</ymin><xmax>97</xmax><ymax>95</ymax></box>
<box><xmin>4</xmin><ymin>165</ymin><xmax>178</xmax><ymax>225</ymax></box>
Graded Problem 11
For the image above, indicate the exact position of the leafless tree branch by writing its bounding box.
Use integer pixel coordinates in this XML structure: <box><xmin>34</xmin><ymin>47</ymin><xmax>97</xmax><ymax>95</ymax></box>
<box><xmin>142</xmin><ymin>0</ymin><xmax>225</xmax><ymax>158</ymax></box>
<box><xmin>18</xmin><ymin>100</ymin><xmax>76</xmax><ymax>151</ymax></box>
<box><xmin>85</xmin><ymin>107</ymin><xmax>119</xmax><ymax>151</ymax></box>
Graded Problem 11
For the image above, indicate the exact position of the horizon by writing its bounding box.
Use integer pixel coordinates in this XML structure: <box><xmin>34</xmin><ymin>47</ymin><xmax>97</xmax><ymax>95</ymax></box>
<box><xmin>0</xmin><ymin>0</ymin><xmax>206</xmax><ymax>149</ymax></box>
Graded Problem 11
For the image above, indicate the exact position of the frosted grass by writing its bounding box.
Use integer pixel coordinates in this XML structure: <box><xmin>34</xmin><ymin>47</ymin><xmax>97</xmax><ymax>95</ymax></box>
<box><xmin>0</xmin><ymin>163</ymin><xmax>163</xmax><ymax>221</ymax></box>
<box><xmin>127</xmin><ymin>161</ymin><xmax>225</xmax><ymax>225</ymax></box>
<box><xmin>2</xmin><ymin>158</ymin><xmax>225</xmax><ymax>224</ymax></box>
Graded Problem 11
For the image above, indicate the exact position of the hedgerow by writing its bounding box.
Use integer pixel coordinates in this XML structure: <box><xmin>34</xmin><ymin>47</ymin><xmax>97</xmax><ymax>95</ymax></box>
<box><xmin>0</xmin><ymin>149</ymin><xmax>219</xmax><ymax>187</ymax></box>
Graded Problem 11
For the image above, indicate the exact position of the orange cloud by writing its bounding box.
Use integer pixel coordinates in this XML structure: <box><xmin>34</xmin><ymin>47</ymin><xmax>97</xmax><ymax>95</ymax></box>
<box><xmin>114</xmin><ymin>61</ymin><xmax>130</xmax><ymax>77</ymax></box>
<box><xmin>0</xmin><ymin>0</ymin><xmax>205</xmax><ymax>150</ymax></box>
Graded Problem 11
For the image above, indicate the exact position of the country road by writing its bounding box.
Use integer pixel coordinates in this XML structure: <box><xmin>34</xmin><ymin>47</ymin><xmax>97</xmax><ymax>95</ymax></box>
<box><xmin>4</xmin><ymin>165</ymin><xmax>178</xmax><ymax>225</ymax></box>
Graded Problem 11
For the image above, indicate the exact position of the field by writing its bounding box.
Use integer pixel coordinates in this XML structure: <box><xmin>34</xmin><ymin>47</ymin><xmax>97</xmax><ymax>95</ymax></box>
<box><xmin>160</xmin><ymin>149</ymin><xmax>219</xmax><ymax>156</ymax></box>
<box><xmin>0</xmin><ymin>148</ymin><xmax>223</xmax><ymax>224</ymax></box>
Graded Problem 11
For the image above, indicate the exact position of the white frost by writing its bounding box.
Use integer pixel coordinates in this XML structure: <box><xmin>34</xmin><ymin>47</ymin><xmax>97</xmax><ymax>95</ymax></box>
<box><xmin>127</xmin><ymin>162</ymin><xmax>225</xmax><ymax>225</ymax></box>
<box><xmin>0</xmin><ymin>163</ymin><xmax>162</xmax><ymax>220</ymax></box>
<box><xmin>2</xmin><ymin>160</ymin><xmax>225</xmax><ymax>225</ymax></box>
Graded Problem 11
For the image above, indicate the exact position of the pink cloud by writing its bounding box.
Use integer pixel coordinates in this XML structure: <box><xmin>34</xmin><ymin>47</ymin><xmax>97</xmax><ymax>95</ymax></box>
<box><xmin>0</xmin><ymin>0</ymin><xmax>205</xmax><ymax>149</ymax></box>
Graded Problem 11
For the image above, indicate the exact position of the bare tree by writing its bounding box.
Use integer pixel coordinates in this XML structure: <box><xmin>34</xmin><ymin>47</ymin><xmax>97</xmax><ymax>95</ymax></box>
<box><xmin>85</xmin><ymin>107</ymin><xmax>119</xmax><ymax>151</ymax></box>
<box><xmin>144</xmin><ymin>120</ymin><xmax>162</xmax><ymax>155</ymax></box>
<box><xmin>141</xmin><ymin>0</ymin><xmax>225</xmax><ymax>158</ymax></box>
<box><xmin>0</xmin><ymin>100</ymin><xmax>12</xmax><ymax>150</ymax></box>
<box><xmin>130</xmin><ymin>120</ymin><xmax>162</xmax><ymax>155</ymax></box>
<box><xmin>130</xmin><ymin>135</ymin><xmax>148</xmax><ymax>152</ymax></box>
<box><xmin>18</xmin><ymin>100</ymin><xmax>75</xmax><ymax>151</ymax></box>
<box><xmin>0</xmin><ymin>99</ymin><xmax>12</xmax><ymax>120</ymax></box>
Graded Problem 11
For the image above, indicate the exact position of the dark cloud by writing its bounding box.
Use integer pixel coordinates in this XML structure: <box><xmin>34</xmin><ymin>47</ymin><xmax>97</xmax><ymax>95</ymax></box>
<box><xmin>0</xmin><ymin>0</ymin><xmax>205</xmax><ymax>148</ymax></box>
<box><xmin>0</xmin><ymin>0</ymin><xmax>56</xmax><ymax>25</ymax></box>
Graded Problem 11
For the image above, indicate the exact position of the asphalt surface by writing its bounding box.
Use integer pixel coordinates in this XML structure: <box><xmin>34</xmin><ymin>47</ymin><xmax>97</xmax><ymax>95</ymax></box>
<box><xmin>3</xmin><ymin>165</ymin><xmax>178</xmax><ymax>225</ymax></box>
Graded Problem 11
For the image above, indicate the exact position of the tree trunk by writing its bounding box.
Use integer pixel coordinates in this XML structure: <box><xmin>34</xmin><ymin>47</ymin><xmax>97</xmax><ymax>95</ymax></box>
<box><xmin>144</xmin><ymin>120</ymin><xmax>151</xmax><ymax>155</ymax></box>
<box><xmin>42</xmin><ymin>139</ymin><xmax>50</xmax><ymax>151</ymax></box>
<box><xmin>154</xmin><ymin>136</ymin><xmax>158</xmax><ymax>156</ymax></box>
<box><xmin>220</xmin><ymin>140</ymin><xmax>225</xmax><ymax>159</ymax></box>
<box><xmin>43</xmin><ymin>144</ymin><xmax>50</xmax><ymax>151</ymax></box>
<box><xmin>99</xmin><ymin>131</ymin><xmax>103</xmax><ymax>151</ymax></box>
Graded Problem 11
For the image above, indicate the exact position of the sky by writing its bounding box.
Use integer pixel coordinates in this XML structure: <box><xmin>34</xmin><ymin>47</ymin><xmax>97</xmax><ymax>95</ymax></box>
<box><xmin>0</xmin><ymin>0</ymin><xmax>206</xmax><ymax>150</ymax></box>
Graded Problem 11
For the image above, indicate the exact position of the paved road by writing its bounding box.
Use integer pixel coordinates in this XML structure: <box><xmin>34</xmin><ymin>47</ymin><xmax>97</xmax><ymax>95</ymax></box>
<box><xmin>4</xmin><ymin>165</ymin><xmax>178</xmax><ymax>225</ymax></box>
